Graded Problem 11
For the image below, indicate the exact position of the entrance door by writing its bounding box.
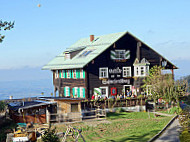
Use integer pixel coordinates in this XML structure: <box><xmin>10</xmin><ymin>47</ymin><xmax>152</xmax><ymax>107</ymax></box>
<box><xmin>100</xmin><ymin>87</ymin><xmax>108</xmax><ymax>98</ymax></box>
<box><xmin>123</xmin><ymin>85</ymin><xmax>132</xmax><ymax>96</ymax></box>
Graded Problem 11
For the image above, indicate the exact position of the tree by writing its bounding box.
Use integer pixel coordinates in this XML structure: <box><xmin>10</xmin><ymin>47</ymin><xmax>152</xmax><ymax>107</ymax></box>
<box><xmin>0</xmin><ymin>101</ymin><xmax>6</xmax><ymax>112</ymax></box>
<box><xmin>142</xmin><ymin>65</ymin><xmax>188</xmax><ymax>105</ymax></box>
<box><xmin>42</xmin><ymin>126</ymin><xmax>60</xmax><ymax>142</ymax></box>
<box><xmin>0</xmin><ymin>20</ymin><xmax>14</xmax><ymax>43</ymax></box>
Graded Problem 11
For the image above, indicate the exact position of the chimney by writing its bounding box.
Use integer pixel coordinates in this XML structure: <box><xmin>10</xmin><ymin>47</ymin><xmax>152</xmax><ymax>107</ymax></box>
<box><xmin>136</xmin><ymin>41</ymin><xmax>141</xmax><ymax>60</ymax></box>
<box><xmin>90</xmin><ymin>35</ymin><xmax>94</xmax><ymax>42</ymax></box>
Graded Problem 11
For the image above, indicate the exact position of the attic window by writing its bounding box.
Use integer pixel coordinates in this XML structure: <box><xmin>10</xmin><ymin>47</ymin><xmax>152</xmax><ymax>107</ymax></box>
<box><xmin>65</xmin><ymin>52</ymin><xmax>70</xmax><ymax>60</ymax></box>
<box><xmin>79</xmin><ymin>50</ymin><xmax>94</xmax><ymax>57</ymax></box>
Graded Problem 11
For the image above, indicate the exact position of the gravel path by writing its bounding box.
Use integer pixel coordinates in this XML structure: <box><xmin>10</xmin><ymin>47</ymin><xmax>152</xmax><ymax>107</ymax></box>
<box><xmin>154</xmin><ymin>118</ymin><xmax>181</xmax><ymax>142</ymax></box>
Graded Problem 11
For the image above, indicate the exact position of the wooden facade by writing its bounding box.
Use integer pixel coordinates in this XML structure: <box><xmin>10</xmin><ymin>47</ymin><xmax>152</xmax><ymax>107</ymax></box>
<box><xmin>9</xmin><ymin>105</ymin><xmax>47</xmax><ymax>124</ymax></box>
<box><xmin>47</xmin><ymin>32</ymin><xmax>177</xmax><ymax>99</ymax></box>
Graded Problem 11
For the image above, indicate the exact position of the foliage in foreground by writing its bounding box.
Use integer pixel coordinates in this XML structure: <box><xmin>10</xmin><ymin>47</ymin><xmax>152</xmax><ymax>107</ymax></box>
<box><xmin>0</xmin><ymin>101</ymin><xmax>6</xmax><ymax>112</ymax></box>
<box><xmin>180</xmin><ymin>128</ymin><xmax>190</xmax><ymax>142</ymax></box>
<box><xmin>179</xmin><ymin>105</ymin><xmax>190</xmax><ymax>142</ymax></box>
<box><xmin>142</xmin><ymin>65</ymin><xmax>188</xmax><ymax>104</ymax></box>
<box><xmin>42</xmin><ymin>126</ymin><xmax>60</xmax><ymax>142</ymax></box>
<box><xmin>0</xmin><ymin>118</ymin><xmax>17</xmax><ymax>142</ymax></box>
<box><xmin>0</xmin><ymin>20</ymin><xmax>14</xmax><ymax>43</ymax></box>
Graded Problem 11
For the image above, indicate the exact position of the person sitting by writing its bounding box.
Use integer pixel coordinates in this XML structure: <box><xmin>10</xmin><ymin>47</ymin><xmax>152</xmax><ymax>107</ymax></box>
<box><xmin>91</xmin><ymin>94</ymin><xmax>95</xmax><ymax>100</ymax></box>
<box><xmin>120</xmin><ymin>94</ymin><xmax>124</xmax><ymax>99</ymax></box>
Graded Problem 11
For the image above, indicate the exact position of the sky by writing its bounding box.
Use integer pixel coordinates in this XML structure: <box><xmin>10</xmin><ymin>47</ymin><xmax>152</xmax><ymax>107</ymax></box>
<box><xmin>0</xmin><ymin>0</ymin><xmax>190</xmax><ymax>81</ymax></box>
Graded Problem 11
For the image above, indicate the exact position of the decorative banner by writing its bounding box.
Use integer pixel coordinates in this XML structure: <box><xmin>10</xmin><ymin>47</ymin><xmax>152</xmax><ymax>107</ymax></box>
<box><xmin>110</xmin><ymin>50</ymin><xmax>117</xmax><ymax>60</ymax></box>
<box><xmin>94</xmin><ymin>88</ymin><xmax>101</xmax><ymax>96</ymax></box>
<box><xmin>110</xmin><ymin>50</ymin><xmax>130</xmax><ymax>60</ymax></box>
<box><xmin>125</xmin><ymin>50</ymin><xmax>130</xmax><ymax>59</ymax></box>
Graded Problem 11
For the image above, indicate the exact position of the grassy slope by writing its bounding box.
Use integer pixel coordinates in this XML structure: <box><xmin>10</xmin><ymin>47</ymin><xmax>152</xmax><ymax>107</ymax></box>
<box><xmin>53</xmin><ymin>112</ymin><xmax>173</xmax><ymax>142</ymax></box>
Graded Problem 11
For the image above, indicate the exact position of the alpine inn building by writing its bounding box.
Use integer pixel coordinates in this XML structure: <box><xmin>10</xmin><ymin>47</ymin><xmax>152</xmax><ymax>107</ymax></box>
<box><xmin>42</xmin><ymin>32</ymin><xmax>177</xmax><ymax>99</ymax></box>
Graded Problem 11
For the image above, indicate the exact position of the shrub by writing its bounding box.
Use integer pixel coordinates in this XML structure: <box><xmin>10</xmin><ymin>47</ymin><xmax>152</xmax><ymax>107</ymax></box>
<box><xmin>169</xmin><ymin>106</ymin><xmax>182</xmax><ymax>114</ymax></box>
<box><xmin>180</xmin><ymin>128</ymin><xmax>190</xmax><ymax>142</ymax></box>
<box><xmin>42</xmin><ymin>127</ymin><xmax>60</xmax><ymax>142</ymax></box>
<box><xmin>115</xmin><ymin>108</ymin><xmax>125</xmax><ymax>113</ymax></box>
<box><xmin>137</xmin><ymin>95</ymin><xmax>144</xmax><ymax>99</ymax></box>
<box><xmin>0</xmin><ymin>101</ymin><xmax>6</xmax><ymax>112</ymax></box>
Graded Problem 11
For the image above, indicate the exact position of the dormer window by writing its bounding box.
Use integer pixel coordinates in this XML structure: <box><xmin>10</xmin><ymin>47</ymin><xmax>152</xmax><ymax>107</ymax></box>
<box><xmin>65</xmin><ymin>52</ymin><xmax>70</xmax><ymax>60</ymax></box>
<box><xmin>133</xmin><ymin>58</ymin><xmax>150</xmax><ymax>77</ymax></box>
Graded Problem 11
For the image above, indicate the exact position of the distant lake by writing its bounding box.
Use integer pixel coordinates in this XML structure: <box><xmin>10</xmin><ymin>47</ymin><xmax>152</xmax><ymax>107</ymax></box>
<box><xmin>0</xmin><ymin>79</ymin><xmax>53</xmax><ymax>100</ymax></box>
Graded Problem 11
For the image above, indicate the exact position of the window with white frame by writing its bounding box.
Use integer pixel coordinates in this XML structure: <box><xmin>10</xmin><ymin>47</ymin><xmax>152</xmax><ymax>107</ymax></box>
<box><xmin>65</xmin><ymin>52</ymin><xmax>70</xmax><ymax>60</ymax></box>
<box><xmin>80</xmin><ymin>87</ymin><xmax>85</xmax><ymax>98</ymax></box>
<box><xmin>134</xmin><ymin>67</ymin><xmax>139</xmax><ymax>76</ymax></box>
<box><xmin>134</xmin><ymin>66</ymin><xmax>149</xmax><ymax>77</ymax></box>
<box><xmin>146</xmin><ymin>66</ymin><xmax>149</xmax><ymax>75</ymax></box>
<box><xmin>115</xmin><ymin>50</ymin><xmax>125</xmax><ymax>59</ymax></box>
<box><xmin>99</xmin><ymin>68</ymin><xmax>108</xmax><ymax>78</ymax></box>
<box><xmin>80</xmin><ymin>69</ymin><xmax>85</xmax><ymax>78</ymax></box>
<box><xmin>73</xmin><ymin>69</ymin><xmax>77</xmax><ymax>79</ymax></box>
<box><xmin>55</xmin><ymin>70</ymin><xmax>59</xmax><ymax>78</ymax></box>
<box><xmin>65</xmin><ymin>86</ymin><xmax>70</xmax><ymax>97</ymax></box>
<box><xmin>140</xmin><ymin>66</ymin><xmax>145</xmax><ymax>76</ymax></box>
<box><xmin>72</xmin><ymin>87</ymin><xmax>78</xmax><ymax>97</ymax></box>
<box><xmin>123</xmin><ymin>67</ymin><xmax>131</xmax><ymax>77</ymax></box>
<box><xmin>66</xmin><ymin>70</ymin><xmax>71</xmax><ymax>78</ymax></box>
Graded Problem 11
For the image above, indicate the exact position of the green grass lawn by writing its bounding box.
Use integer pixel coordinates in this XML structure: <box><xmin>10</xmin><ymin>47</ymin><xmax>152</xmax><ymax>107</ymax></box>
<box><xmin>52</xmin><ymin>112</ymin><xmax>173</xmax><ymax>142</ymax></box>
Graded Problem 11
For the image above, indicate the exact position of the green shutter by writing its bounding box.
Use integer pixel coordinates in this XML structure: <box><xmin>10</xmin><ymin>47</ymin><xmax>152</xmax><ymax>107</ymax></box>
<box><xmin>64</xmin><ymin>87</ymin><xmax>66</xmax><ymax>97</ymax></box>
<box><xmin>68</xmin><ymin>87</ymin><xmax>70</xmax><ymax>96</ymax></box>
<box><xmin>63</xmin><ymin>70</ymin><xmax>65</xmax><ymax>78</ymax></box>
<box><xmin>65</xmin><ymin>70</ymin><xmax>67</xmax><ymax>78</ymax></box>
<box><xmin>73</xmin><ymin>88</ymin><xmax>75</xmax><ymax>97</ymax></box>
<box><xmin>83</xmin><ymin>70</ymin><xmax>85</xmax><ymax>79</ymax></box>
<box><xmin>83</xmin><ymin>88</ymin><xmax>85</xmax><ymax>98</ymax></box>
<box><xmin>72</xmin><ymin>70</ymin><xmax>74</xmax><ymax>78</ymax></box>
<box><xmin>59</xmin><ymin>70</ymin><xmax>61</xmax><ymax>78</ymax></box>
<box><xmin>77</xmin><ymin>88</ymin><xmax>80</xmax><ymax>98</ymax></box>
<box><xmin>78</xmin><ymin>69</ymin><xmax>80</xmax><ymax>79</ymax></box>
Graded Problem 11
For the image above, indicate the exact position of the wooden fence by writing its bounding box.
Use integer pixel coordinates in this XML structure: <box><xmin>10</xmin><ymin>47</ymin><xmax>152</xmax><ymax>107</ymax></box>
<box><xmin>81</xmin><ymin>98</ymin><xmax>146</xmax><ymax>110</ymax></box>
<box><xmin>48</xmin><ymin>107</ymin><xmax>106</xmax><ymax>123</ymax></box>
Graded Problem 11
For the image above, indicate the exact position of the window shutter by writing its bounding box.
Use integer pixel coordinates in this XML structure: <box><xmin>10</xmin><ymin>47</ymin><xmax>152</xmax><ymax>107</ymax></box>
<box><xmin>68</xmin><ymin>87</ymin><xmax>70</xmax><ymax>96</ymax></box>
<box><xmin>83</xmin><ymin>70</ymin><xmax>85</xmax><ymax>79</ymax></box>
<box><xmin>63</xmin><ymin>70</ymin><xmax>66</xmax><ymax>78</ymax></box>
<box><xmin>83</xmin><ymin>88</ymin><xmax>85</xmax><ymax>98</ymax></box>
<box><xmin>64</xmin><ymin>87</ymin><xmax>66</xmax><ymax>97</ymax></box>
<box><xmin>73</xmin><ymin>87</ymin><xmax>75</xmax><ymax>97</ymax></box>
<box><xmin>59</xmin><ymin>70</ymin><xmax>61</xmax><ymax>78</ymax></box>
<box><xmin>78</xmin><ymin>69</ymin><xmax>80</xmax><ymax>79</ymax></box>
<box><xmin>77</xmin><ymin>88</ymin><xmax>80</xmax><ymax>98</ymax></box>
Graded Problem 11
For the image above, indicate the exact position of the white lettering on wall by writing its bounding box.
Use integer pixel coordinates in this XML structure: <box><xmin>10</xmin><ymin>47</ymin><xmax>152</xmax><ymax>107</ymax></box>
<box><xmin>109</xmin><ymin>67</ymin><xmax>122</xmax><ymax>74</ymax></box>
<box><xmin>102</xmin><ymin>79</ymin><xmax>130</xmax><ymax>85</ymax></box>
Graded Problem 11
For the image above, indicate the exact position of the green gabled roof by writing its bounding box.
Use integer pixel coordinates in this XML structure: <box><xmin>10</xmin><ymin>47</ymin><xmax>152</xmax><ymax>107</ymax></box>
<box><xmin>42</xmin><ymin>32</ymin><xmax>127</xmax><ymax>70</ymax></box>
